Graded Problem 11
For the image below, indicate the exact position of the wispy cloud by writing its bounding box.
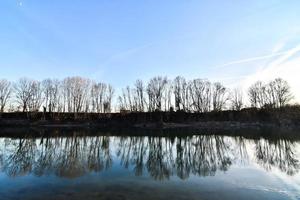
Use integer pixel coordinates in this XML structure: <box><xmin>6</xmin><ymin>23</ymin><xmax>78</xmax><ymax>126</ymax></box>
<box><xmin>91</xmin><ymin>42</ymin><xmax>154</xmax><ymax>80</ymax></box>
<box><xmin>101</xmin><ymin>43</ymin><xmax>153</xmax><ymax>66</ymax></box>
<box><xmin>242</xmin><ymin>44</ymin><xmax>300</xmax><ymax>102</ymax></box>
<box><xmin>210</xmin><ymin>39</ymin><xmax>300</xmax><ymax>103</ymax></box>
<box><xmin>214</xmin><ymin>49</ymin><xmax>299</xmax><ymax>69</ymax></box>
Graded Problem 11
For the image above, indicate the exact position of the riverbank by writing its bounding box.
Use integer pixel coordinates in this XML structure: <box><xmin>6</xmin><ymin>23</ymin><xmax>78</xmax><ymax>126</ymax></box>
<box><xmin>0</xmin><ymin>106</ymin><xmax>299</xmax><ymax>131</ymax></box>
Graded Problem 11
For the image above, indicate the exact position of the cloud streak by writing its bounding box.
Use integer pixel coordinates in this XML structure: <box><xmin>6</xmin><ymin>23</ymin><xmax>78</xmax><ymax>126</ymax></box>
<box><xmin>214</xmin><ymin>48</ymin><xmax>300</xmax><ymax>69</ymax></box>
<box><xmin>242</xmin><ymin>44</ymin><xmax>300</xmax><ymax>102</ymax></box>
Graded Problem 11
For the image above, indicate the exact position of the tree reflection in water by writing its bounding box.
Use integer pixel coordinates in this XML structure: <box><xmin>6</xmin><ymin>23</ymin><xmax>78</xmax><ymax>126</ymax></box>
<box><xmin>0</xmin><ymin>134</ymin><xmax>299</xmax><ymax>180</ymax></box>
<box><xmin>255</xmin><ymin>139</ymin><xmax>299</xmax><ymax>175</ymax></box>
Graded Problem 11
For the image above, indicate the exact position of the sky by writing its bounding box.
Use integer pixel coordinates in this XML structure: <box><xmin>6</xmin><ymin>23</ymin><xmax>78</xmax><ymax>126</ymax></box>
<box><xmin>1</xmin><ymin>0</ymin><xmax>300</xmax><ymax>101</ymax></box>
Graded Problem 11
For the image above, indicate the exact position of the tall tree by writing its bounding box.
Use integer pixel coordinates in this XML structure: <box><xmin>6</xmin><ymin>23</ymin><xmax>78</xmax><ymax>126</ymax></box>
<box><xmin>162</xmin><ymin>79</ymin><xmax>173</xmax><ymax>111</ymax></box>
<box><xmin>249</xmin><ymin>78</ymin><xmax>293</xmax><ymax>108</ymax></box>
<box><xmin>212</xmin><ymin>82</ymin><xmax>228</xmax><ymax>111</ymax></box>
<box><xmin>230</xmin><ymin>88</ymin><xmax>243</xmax><ymax>111</ymax></box>
<box><xmin>42</xmin><ymin>79</ymin><xmax>60</xmax><ymax>112</ymax></box>
<box><xmin>248</xmin><ymin>81</ymin><xmax>267</xmax><ymax>108</ymax></box>
<box><xmin>91</xmin><ymin>82</ymin><xmax>107</xmax><ymax>113</ymax></box>
<box><xmin>135</xmin><ymin>80</ymin><xmax>145</xmax><ymax>112</ymax></box>
<box><xmin>189</xmin><ymin>79</ymin><xmax>211</xmax><ymax>112</ymax></box>
<box><xmin>14</xmin><ymin>78</ymin><xmax>34</xmax><ymax>112</ymax></box>
<box><xmin>28</xmin><ymin>81</ymin><xmax>43</xmax><ymax>111</ymax></box>
<box><xmin>62</xmin><ymin>77</ymin><xmax>90</xmax><ymax>113</ymax></box>
<box><xmin>104</xmin><ymin>84</ymin><xmax>114</xmax><ymax>113</ymax></box>
<box><xmin>173</xmin><ymin>76</ymin><xmax>188</xmax><ymax>111</ymax></box>
<box><xmin>147</xmin><ymin>76</ymin><xmax>168</xmax><ymax>111</ymax></box>
<box><xmin>0</xmin><ymin>79</ymin><xmax>12</xmax><ymax>112</ymax></box>
<box><xmin>269</xmin><ymin>78</ymin><xmax>293</xmax><ymax>108</ymax></box>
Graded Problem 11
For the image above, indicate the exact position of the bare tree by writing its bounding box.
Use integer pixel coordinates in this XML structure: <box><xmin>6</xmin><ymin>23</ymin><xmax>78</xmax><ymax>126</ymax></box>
<box><xmin>62</xmin><ymin>78</ymin><xmax>72</xmax><ymax>112</ymax></box>
<box><xmin>212</xmin><ymin>82</ymin><xmax>228</xmax><ymax>111</ymax></box>
<box><xmin>230</xmin><ymin>88</ymin><xmax>243</xmax><ymax>111</ymax></box>
<box><xmin>28</xmin><ymin>81</ymin><xmax>44</xmax><ymax>111</ymax></box>
<box><xmin>173</xmin><ymin>76</ymin><xmax>188</xmax><ymax>111</ymax></box>
<box><xmin>14</xmin><ymin>78</ymin><xmax>34</xmax><ymax>112</ymax></box>
<box><xmin>62</xmin><ymin>77</ymin><xmax>90</xmax><ymax>113</ymax></box>
<box><xmin>135</xmin><ymin>80</ymin><xmax>146</xmax><ymax>112</ymax></box>
<box><xmin>104</xmin><ymin>84</ymin><xmax>114</xmax><ymax>113</ymax></box>
<box><xmin>249</xmin><ymin>78</ymin><xmax>293</xmax><ymax>109</ymax></box>
<box><xmin>162</xmin><ymin>79</ymin><xmax>173</xmax><ymax>111</ymax></box>
<box><xmin>188</xmin><ymin>79</ymin><xmax>211</xmax><ymax>112</ymax></box>
<box><xmin>146</xmin><ymin>86</ymin><xmax>155</xmax><ymax>112</ymax></box>
<box><xmin>1</xmin><ymin>76</ymin><xmax>295</xmax><ymax>113</ymax></box>
<box><xmin>118</xmin><ymin>96</ymin><xmax>126</xmax><ymax>111</ymax></box>
<box><xmin>268</xmin><ymin>78</ymin><xmax>293</xmax><ymax>108</ymax></box>
<box><xmin>126</xmin><ymin>86</ymin><xmax>134</xmax><ymax>111</ymax></box>
<box><xmin>118</xmin><ymin>85</ymin><xmax>135</xmax><ymax>111</ymax></box>
<box><xmin>147</xmin><ymin>76</ymin><xmax>168</xmax><ymax>111</ymax></box>
<box><xmin>42</xmin><ymin>79</ymin><xmax>60</xmax><ymax>112</ymax></box>
<box><xmin>248</xmin><ymin>81</ymin><xmax>267</xmax><ymax>108</ymax></box>
<box><xmin>91</xmin><ymin>82</ymin><xmax>107</xmax><ymax>113</ymax></box>
<box><xmin>0</xmin><ymin>79</ymin><xmax>12</xmax><ymax>112</ymax></box>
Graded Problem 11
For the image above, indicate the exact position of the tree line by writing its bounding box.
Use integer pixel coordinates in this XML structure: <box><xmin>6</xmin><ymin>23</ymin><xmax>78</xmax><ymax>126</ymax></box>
<box><xmin>0</xmin><ymin>76</ymin><xmax>294</xmax><ymax>113</ymax></box>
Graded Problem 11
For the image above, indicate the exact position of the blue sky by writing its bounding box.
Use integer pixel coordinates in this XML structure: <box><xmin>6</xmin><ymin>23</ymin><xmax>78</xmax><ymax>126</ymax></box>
<box><xmin>1</xmin><ymin>0</ymin><xmax>300</xmax><ymax>100</ymax></box>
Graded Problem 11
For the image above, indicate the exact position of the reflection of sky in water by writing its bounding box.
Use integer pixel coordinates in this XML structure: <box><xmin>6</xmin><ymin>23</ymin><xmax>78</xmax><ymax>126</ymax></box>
<box><xmin>0</xmin><ymin>135</ymin><xmax>299</xmax><ymax>200</ymax></box>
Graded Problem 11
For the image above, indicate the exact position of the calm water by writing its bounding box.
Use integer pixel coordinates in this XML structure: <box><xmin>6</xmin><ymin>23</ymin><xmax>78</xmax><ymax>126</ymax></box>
<box><xmin>0</xmin><ymin>130</ymin><xmax>299</xmax><ymax>200</ymax></box>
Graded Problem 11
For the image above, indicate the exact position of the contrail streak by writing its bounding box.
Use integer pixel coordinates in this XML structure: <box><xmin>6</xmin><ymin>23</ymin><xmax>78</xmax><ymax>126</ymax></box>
<box><xmin>214</xmin><ymin>49</ymin><xmax>300</xmax><ymax>69</ymax></box>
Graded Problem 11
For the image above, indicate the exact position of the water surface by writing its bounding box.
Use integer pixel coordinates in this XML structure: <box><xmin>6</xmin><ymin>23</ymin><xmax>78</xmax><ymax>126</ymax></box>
<box><xmin>0</xmin><ymin>129</ymin><xmax>299</xmax><ymax>200</ymax></box>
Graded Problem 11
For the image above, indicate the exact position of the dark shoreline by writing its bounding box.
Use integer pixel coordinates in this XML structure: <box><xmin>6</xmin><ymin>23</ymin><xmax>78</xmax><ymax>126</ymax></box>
<box><xmin>0</xmin><ymin>124</ymin><xmax>299</xmax><ymax>141</ymax></box>
<box><xmin>0</xmin><ymin>106</ymin><xmax>299</xmax><ymax>137</ymax></box>
<box><xmin>0</xmin><ymin>117</ymin><xmax>298</xmax><ymax>131</ymax></box>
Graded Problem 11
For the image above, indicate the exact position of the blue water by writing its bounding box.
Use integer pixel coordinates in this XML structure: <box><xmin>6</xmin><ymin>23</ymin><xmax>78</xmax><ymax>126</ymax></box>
<box><xmin>0</xmin><ymin>133</ymin><xmax>299</xmax><ymax>200</ymax></box>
